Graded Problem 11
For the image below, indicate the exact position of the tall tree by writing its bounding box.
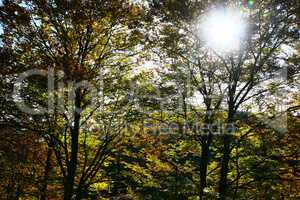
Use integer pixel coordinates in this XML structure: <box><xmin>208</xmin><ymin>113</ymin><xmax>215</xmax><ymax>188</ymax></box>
<box><xmin>148</xmin><ymin>0</ymin><xmax>299</xmax><ymax>199</ymax></box>
<box><xmin>1</xmin><ymin>0</ymin><xmax>149</xmax><ymax>199</ymax></box>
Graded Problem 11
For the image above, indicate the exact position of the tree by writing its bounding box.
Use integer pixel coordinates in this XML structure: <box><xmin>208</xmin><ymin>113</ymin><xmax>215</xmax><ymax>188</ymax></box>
<box><xmin>0</xmin><ymin>0</ymin><xmax>299</xmax><ymax>199</ymax></box>
<box><xmin>1</xmin><ymin>0</ymin><xmax>149</xmax><ymax>199</ymax></box>
<box><xmin>148</xmin><ymin>0</ymin><xmax>299</xmax><ymax>199</ymax></box>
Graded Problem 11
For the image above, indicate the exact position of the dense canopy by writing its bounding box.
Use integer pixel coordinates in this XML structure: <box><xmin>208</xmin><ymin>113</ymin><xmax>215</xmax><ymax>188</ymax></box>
<box><xmin>0</xmin><ymin>0</ymin><xmax>299</xmax><ymax>199</ymax></box>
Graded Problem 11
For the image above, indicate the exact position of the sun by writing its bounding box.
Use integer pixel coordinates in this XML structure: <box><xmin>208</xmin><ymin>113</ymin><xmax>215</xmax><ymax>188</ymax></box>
<box><xmin>200</xmin><ymin>7</ymin><xmax>247</xmax><ymax>53</ymax></box>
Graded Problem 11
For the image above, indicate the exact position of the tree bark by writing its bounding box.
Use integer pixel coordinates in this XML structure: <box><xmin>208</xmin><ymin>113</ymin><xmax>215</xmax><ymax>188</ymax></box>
<box><xmin>218</xmin><ymin>111</ymin><xmax>234</xmax><ymax>200</ymax></box>
<box><xmin>64</xmin><ymin>89</ymin><xmax>81</xmax><ymax>200</ymax></box>
<box><xmin>199</xmin><ymin>109</ymin><xmax>214</xmax><ymax>200</ymax></box>
<box><xmin>199</xmin><ymin>133</ymin><xmax>213</xmax><ymax>200</ymax></box>
<box><xmin>40</xmin><ymin>148</ymin><xmax>53</xmax><ymax>200</ymax></box>
<box><xmin>218</xmin><ymin>134</ymin><xmax>231</xmax><ymax>200</ymax></box>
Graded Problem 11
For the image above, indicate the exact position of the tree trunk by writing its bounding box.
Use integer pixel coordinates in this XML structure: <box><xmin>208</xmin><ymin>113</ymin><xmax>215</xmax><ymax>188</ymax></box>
<box><xmin>40</xmin><ymin>148</ymin><xmax>53</xmax><ymax>200</ymax></box>
<box><xmin>199</xmin><ymin>133</ymin><xmax>213</xmax><ymax>200</ymax></box>
<box><xmin>75</xmin><ymin>183</ymin><xmax>85</xmax><ymax>200</ymax></box>
<box><xmin>218</xmin><ymin>134</ymin><xmax>231</xmax><ymax>200</ymax></box>
<box><xmin>14</xmin><ymin>183</ymin><xmax>21</xmax><ymax>200</ymax></box>
<box><xmin>199</xmin><ymin>109</ymin><xmax>214</xmax><ymax>200</ymax></box>
<box><xmin>64</xmin><ymin>89</ymin><xmax>81</xmax><ymax>200</ymax></box>
<box><xmin>218</xmin><ymin>111</ymin><xmax>234</xmax><ymax>200</ymax></box>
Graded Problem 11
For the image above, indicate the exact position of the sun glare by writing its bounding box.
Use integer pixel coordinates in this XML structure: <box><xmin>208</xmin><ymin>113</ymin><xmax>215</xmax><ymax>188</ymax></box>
<box><xmin>200</xmin><ymin>7</ymin><xmax>247</xmax><ymax>52</ymax></box>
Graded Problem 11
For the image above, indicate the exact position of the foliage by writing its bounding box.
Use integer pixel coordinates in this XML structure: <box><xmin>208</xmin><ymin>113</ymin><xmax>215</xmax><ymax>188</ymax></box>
<box><xmin>0</xmin><ymin>0</ymin><xmax>299</xmax><ymax>200</ymax></box>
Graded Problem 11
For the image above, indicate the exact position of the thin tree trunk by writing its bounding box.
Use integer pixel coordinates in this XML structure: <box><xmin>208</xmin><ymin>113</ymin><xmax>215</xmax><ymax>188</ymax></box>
<box><xmin>199</xmin><ymin>109</ymin><xmax>214</xmax><ymax>200</ymax></box>
<box><xmin>40</xmin><ymin>148</ymin><xmax>53</xmax><ymax>200</ymax></box>
<box><xmin>199</xmin><ymin>133</ymin><xmax>213</xmax><ymax>200</ymax></box>
<box><xmin>75</xmin><ymin>189</ymin><xmax>83</xmax><ymax>200</ymax></box>
<box><xmin>15</xmin><ymin>184</ymin><xmax>21</xmax><ymax>200</ymax></box>
<box><xmin>218</xmin><ymin>134</ymin><xmax>231</xmax><ymax>200</ymax></box>
<box><xmin>218</xmin><ymin>111</ymin><xmax>234</xmax><ymax>200</ymax></box>
<box><xmin>64</xmin><ymin>89</ymin><xmax>81</xmax><ymax>200</ymax></box>
<box><xmin>75</xmin><ymin>182</ymin><xmax>86</xmax><ymax>200</ymax></box>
